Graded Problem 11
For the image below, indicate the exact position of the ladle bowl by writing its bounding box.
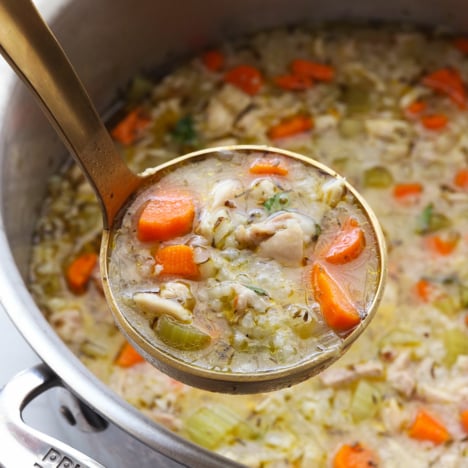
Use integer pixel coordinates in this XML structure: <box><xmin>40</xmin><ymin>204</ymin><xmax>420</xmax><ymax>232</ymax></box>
<box><xmin>0</xmin><ymin>0</ymin><xmax>387</xmax><ymax>393</ymax></box>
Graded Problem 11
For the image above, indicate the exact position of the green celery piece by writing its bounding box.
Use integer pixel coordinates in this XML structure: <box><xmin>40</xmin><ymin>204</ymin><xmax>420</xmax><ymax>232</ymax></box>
<box><xmin>363</xmin><ymin>166</ymin><xmax>394</xmax><ymax>188</ymax></box>
<box><xmin>443</xmin><ymin>329</ymin><xmax>468</xmax><ymax>367</ymax></box>
<box><xmin>433</xmin><ymin>295</ymin><xmax>459</xmax><ymax>316</ymax></box>
<box><xmin>263</xmin><ymin>192</ymin><xmax>290</xmax><ymax>213</ymax></box>
<box><xmin>349</xmin><ymin>380</ymin><xmax>381</xmax><ymax>422</ymax></box>
<box><xmin>459</xmin><ymin>283</ymin><xmax>468</xmax><ymax>308</ymax></box>
<box><xmin>184</xmin><ymin>405</ymin><xmax>242</xmax><ymax>449</ymax></box>
<box><xmin>155</xmin><ymin>315</ymin><xmax>211</xmax><ymax>351</ymax></box>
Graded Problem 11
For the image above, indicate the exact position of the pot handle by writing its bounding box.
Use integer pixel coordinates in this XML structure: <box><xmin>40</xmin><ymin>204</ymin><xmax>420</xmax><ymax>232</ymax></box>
<box><xmin>0</xmin><ymin>363</ymin><xmax>105</xmax><ymax>468</ymax></box>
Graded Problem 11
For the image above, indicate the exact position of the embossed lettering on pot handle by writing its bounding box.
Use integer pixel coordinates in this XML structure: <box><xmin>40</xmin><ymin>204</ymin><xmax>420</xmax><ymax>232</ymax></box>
<box><xmin>0</xmin><ymin>364</ymin><xmax>104</xmax><ymax>468</ymax></box>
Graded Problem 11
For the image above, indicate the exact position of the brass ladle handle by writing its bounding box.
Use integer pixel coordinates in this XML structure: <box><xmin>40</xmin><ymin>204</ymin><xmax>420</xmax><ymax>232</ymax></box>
<box><xmin>0</xmin><ymin>0</ymin><xmax>141</xmax><ymax>227</ymax></box>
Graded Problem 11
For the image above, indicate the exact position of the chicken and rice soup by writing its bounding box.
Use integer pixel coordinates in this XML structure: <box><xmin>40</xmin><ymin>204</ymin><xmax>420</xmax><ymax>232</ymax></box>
<box><xmin>30</xmin><ymin>25</ymin><xmax>468</xmax><ymax>467</ymax></box>
<box><xmin>108</xmin><ymin>148</ymin><xmax>380</xmax><ymax>374</ymax></box>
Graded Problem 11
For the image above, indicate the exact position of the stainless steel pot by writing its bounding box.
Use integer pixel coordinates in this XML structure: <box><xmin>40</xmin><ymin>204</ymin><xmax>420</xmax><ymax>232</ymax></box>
<box><xmin>0</xmin><ymin>1</ymin><xmax>466</xmax><ymax>466</ymax></box>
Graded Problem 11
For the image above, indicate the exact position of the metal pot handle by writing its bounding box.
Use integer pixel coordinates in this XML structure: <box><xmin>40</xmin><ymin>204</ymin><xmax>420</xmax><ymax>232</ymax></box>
<box><xmin>0</xmin><ymin>363</ymin><xmax>105</xmax><ymax>468</ymax></box>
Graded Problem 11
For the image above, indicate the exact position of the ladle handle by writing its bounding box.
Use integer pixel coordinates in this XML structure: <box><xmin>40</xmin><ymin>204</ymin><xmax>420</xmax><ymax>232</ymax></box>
<box><xmin>0</xmin><ymin>0</ymin><xmax>141</xmax><ymax>227</ymax></box>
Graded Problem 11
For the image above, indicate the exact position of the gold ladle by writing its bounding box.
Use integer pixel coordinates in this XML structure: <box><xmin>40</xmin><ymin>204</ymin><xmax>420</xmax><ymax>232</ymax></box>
<box><xmin>0</xmin><ymin>0</ymin><xmax>386</xmax><ymax>393</ymax></box>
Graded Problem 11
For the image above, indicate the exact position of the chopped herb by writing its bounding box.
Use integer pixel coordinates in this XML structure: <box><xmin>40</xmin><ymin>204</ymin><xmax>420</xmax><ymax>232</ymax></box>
<box><xmin>263</xmin><ymin>192</ymin><xmax>290</xmax><ymax>213</ymax></box>
<box><xmin>171</xmin><ymin>115</ymin><xmax>197</xmax><ymax>145</ymax></box>
<box><xmin>416</xmin><ymin>203</ymin><xmax>451</xmax><ymax>234</ymax></box>
<box><xmin>243</xmin><ymin>285</ymin><xmax>269</xmax><ymax>296</ymax></box>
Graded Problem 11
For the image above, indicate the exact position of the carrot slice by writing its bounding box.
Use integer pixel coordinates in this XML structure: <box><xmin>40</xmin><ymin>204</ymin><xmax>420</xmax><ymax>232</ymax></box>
<box><xmin>249</xmin><ymin>157</ymin><xmax>288</xmax><ymax>176</ymax></box>
<box><xmin>155</xmin><ymin>245</ymin><xmax>199</xmax><ymax>277</ymax></box>
<box><xmin>291</xmin><ymin>59</ymin><xmax>335</xmax><ymax>82</ymax></box>
<box><xmin>422</xmin><ymin>68</ymin><xmax>467</xmax><ymax>109</ymax></box>
<box><xmin>426</xmin><ymin>234</ymin><xmax>459</xmax><ymax>256</ymax></box>
<box><xmin>415</xmin><ymin>279</ymin><xmax>434</xmax><ymax>302</ymax></box>
<box><xmin>322</xmin><ymin>218</ymin><xmax>366</xmax><ymax>264</ymax></box>
<box><xmin>66</xmin><ymin>252</ymin><xmax>98</xmax><ymax>294</ymax></box>
<box><xmin>137</xmin><ymin>191</ymin><xmax>195</xmax><ymax>242</ymax></box>
<box><xmin>311</xmin><ymin>263</ymin><xmax>361</xmax><ymax>332</ymax></box>
<box><xmin>454</xmin><ymin>168</ymin><xmax>468</xmax><ymax>189</ymax></box>
<box><xmin>333</xmin><ymin>443</ymin><xmax>378</xmax><ymax>468</ymax></box>
<box><xmin>273</xmin><ymin>74</ymin><xmax>313</xmax><ymax>90</ymax></box>
<box><xmin>111</xmin><ymin>108</ymin><xmax>151</xmax><ymax>145</ymax></box>
<box><xmin>201</xmin><ymin>50</ymin><xmax>224</xmax><ymax>72</ymax></box>
<box><xmin>267</xmin><ymin>115</ymin><xmax>313</xmax><ymax>140</ymax></box>
<box><xmin>393</xmin><ymin>182</ymin><xmax>423</xmax><ymax>200</ymax></box>
<box><xmin>421</xmin><ymin>114</ymin><xmax>448</xmax><ymax>131</ymax></box>
<box><xmin>408</xmin><ymin>409</ymin><xmax>450</xmax><ymax>444</ymax></box>
<box><xmin>224</xmin><ymin>65</ymin><xmax>263</xmax><ymax>95</ymax></box>
<box><xmin>405</xmin><ymin>100</ymin><xmax>427</xmax><ymax>117</ymax></box>
<box><xmin>460</xmin><ymin>409</ymin><xmax>468</xmax><ymax>433</ymax></box>
<box><xmin>115</xmin><ymin>342</ymin><xmax>145</xmax><ymax>367</ymax></box>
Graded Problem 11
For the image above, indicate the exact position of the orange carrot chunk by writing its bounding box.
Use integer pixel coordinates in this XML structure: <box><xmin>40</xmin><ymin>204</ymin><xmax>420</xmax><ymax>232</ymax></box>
<box><xmin>454</xmin><ymin>168</ymin><xmax>468</xmax><ymax>190</ymax></box>
<box><xmin>291</xmin><ymin>59</ymin><xmax>335</xmax><ymax>82</ymax></box>
<box><xmin>66</xmin><ymin>252</ymin><xmax>98</xmax><ymax>294</ymax></box>
<box><xmin>460</xmin><ymin>409</ymin><xmax>468</xmax><ymax>433</ymax></box>
<box><xmin>111</xmin><ymin>108</ymin><xmax>151</xmax><ymax>145</ymax></box>
<box><xmin>323</xmin><ymin>218</ymin><xmax>366</xmax><ymax>264</ymax></box>
<box><xmin>453</xmin><ymin>38</ymin><xmax>468</xmax><ymax>54</ymax></box>
<box><xmin>115</xmin><ymin>342</ymin><xmax>145</xmax><ymax>367</ymax></box>
<box><xmin>201</xmin><ymin>50</ymin><xmax>224</xmax><ymax>72</ymax></box>
<box><xmin>421</xmin><ymin>114</ymin><xmax>448</xmax><ymax>131</ymax></box>
<box><xmin>224</xmin><ymin>65</ymin><xmax>263</xmax><ymax>95</ymax></box>
<box><xmin>427</xmin><ymin>234</ymin><xmax>459</xmax><ymax>256</ymax></box>
<box><xmin>311</xmin><ymin>263</ymin><xmax>361</xmax><ymax>332</ymax></box>
<box><xmin>415</xmin><ymin>279</ymin><xmax>434</xmax><ymax>302</ymax></box>
<box><xmin>405</xmin><ymin>100</ymin><xmax>427</xmax><ymax>117</ymax></box>
<box><xmin>422</xmin><ymin>68</ymin><xmax>467</xmax><ymax>109</ymax></box>
<box><xmin>267</xmin><ymin>115</ymin><xmax>313</xmax><ymax>140</ymax></box>
<box><xmin>273</xmin><ymin>74</ymin><xmax>313</xmax><ymax>90</ymax></box>
<box><xmin>155</xmin><ymin>245</ymin><xmax>199</xmax><ymax>277</ymax></box>
<box><xmin>137</xmin><ymin>191</ymin><xmax>195</xmax><ymax>242</ymax></box>
<box><xmin>408</xmin><ymin>409</ymin><xmax>451</xmax><ymax>444</ymax></box>
<box><xmin>249</xmin><ymin>157</ymin><xmax>289</xmax><ymax>176</ymax></box>
<box><xmin>333</xmin><ymin>443</ymin><xmax>379</xmax><ymax>468</ymax></box>
<box><xmin>393</xmin><ymin>182</ymin><xmax>423</xmax><ymax>200</ymax></box>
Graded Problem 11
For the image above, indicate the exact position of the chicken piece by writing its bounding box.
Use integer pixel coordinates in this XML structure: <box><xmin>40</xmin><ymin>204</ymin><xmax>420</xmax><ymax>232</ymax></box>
<box><xmin>319</xmin><ymin>367</ymin><xmax>356</xmax><ymax>386</ymax></box>
<box><xmin>160</xmin><ymin>282</ymin><xmax>194</xmax><ymax>310</ymax></box>
<box><xmin>232</xmin><ymin>283</ymin><xmax>268</xmax><ymax>314</ymax></box>
<box><xmin>236</xmin><ymin>212</ymin><xmax>319</xmax><ymax>266</ymax></box>
<box><xmin>133</xmin><ymin>292</ymin><xmax>192</xmax><ymax>323</ymax></box>
<box><xmin>318</xmin><ymin>178</ymin><xmax>345</xmax><ymax>208</ymax></box>
<box><xmin>204</xmin><ymin>98</ymin><xmax>235</xmax><ymax>138</ymax></box>
<box><xmin>257</xmin><ymin>220</ymin><xmax>304</xmax><ymax>266</ymax></box>
<box><xmin>319</xmin><ymin>360</ymin><xmax>383</xmax><ymax>386</ymax></box>
<box><xmin>211</xmin><ymin>179</ymin><xmax>244</xmax><ymax>209</ymax></box>
<box><xmin>386</xmin><ymin>351</ymin><xmax>415</xmax><ymax>397</ymax></box>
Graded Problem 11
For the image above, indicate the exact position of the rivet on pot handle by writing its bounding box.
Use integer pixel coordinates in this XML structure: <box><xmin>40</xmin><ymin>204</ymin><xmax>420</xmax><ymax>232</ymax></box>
<box><xmin>0</xmin><ymin>363</ymin><xmax>104</xmax><ymax>468</ymax></box>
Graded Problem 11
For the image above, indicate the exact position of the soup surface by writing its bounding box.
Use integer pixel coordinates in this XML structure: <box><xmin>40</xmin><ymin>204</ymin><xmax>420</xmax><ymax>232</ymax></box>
<box><xmin>108</xmin><ymin>149</ymin><xmax>380</xmax><ymax>374</ymax></box>
<box><xmin>30</xmin><ymin>25</ymin><xmax>468</xmax><ymax>467</ymax></box>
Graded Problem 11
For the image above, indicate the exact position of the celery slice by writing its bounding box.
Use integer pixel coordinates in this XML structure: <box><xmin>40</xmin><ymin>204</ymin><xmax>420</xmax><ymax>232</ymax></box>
<box><xmin>349</xmin><ymin>380</ymin><xmax>381</xmax><ymax>422</ymax></box>
<box><xmin>184</xmin><ymin>405</ymin><xmax>242</xmax><ymax>449</ymax></box>
<box><xmin>379</xmin><ymin>328</ymin><xmax>420</xmax><ymax>348</ymax></box>
<box><xmin>443</xmin><ymin>329</ymin><xmax>468</xmax><ymax>367</ymax></box>
<box><xmin>155</xmin><ymin>315</ymin><xmax>211</xmax><ymax>351</ymax></box>
<box><xmin>459</xmin><ymin>283</ymin><xmax>468</xmax><ymax>309</ymax></box>
<box><xmin>363</xmin><ymin>166</ymin><xmax>394</xmax><ymax>188</ymax></box>
<box><xmin>433</xmin><ymin>295</ymin><xmax>459</xmax><ymax>316</ymax></box>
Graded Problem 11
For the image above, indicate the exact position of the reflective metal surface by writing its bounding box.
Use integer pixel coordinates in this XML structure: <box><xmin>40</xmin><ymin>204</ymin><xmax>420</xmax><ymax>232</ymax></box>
<box><xmin>0</xmin><ymin>0</ymin><xmax>465</xmax><ymax>466</ymax></box>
